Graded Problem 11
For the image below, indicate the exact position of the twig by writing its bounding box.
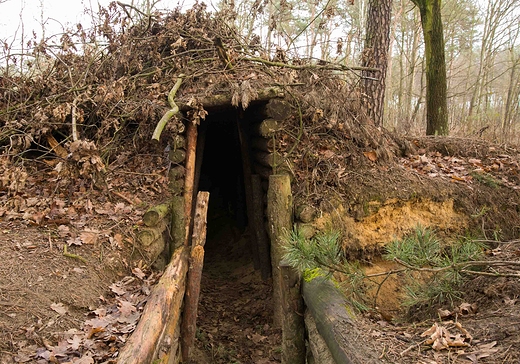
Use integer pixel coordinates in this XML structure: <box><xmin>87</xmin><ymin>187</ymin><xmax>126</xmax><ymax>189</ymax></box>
<box><xmin>400</xmin><ymin>339</ymin><xmax>427</xmax><ymax>356</ymax></box>
<box><xmin>71</xmin><ymin>98</ymin><xmax>78</xmax><ymax>141</ymax></box>
<box><xmin>242</xmin><ymin>56</ymin><xmax>380</xmax><ymax>72</ymax></box>
<box><xmin>63</xmin><ymin>245</ymin><xmax>87</xmax><ymax>264</ymax></box>
<box><xmin>152</xmin><ymin>74</ymin><xmax>185</xmax><ymax>141</ymax></box>
<box><xmin>110</xmin><ymin>190</ymin><xmax>135</xmax><ymax>205</ymax></box>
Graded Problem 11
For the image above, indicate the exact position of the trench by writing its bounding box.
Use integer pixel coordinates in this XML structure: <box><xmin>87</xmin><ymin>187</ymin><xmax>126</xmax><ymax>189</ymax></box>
<box><xmin>190</xmin><ymin>106</ymin><xmax>282</xmax><ymax>363</ymax></box>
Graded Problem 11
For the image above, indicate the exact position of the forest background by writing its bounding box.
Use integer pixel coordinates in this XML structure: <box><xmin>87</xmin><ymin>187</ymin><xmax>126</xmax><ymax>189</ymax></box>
<box><xmin>1</xmin><ymin>0</ymin><xmax>519</xmax><ymax>143</ymax></box>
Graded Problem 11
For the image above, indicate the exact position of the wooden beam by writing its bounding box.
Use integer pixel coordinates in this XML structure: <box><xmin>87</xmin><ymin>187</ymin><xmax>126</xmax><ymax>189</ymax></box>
<box><xmin>267</xmin><ymin>175</ymin><xmax>305</xmax><ymax>363</ymax></box>
<box><xmin>178</xmin><ymin>87</ymin><xmax>284</xmax><ymax>112</ymax></box>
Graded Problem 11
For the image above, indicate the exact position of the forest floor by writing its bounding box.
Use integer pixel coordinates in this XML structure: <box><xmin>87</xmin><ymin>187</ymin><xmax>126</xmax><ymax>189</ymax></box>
<box><xmin>1</xmin><ymin>137</ymin><xmax>520</xmax><ymax>364</ymax></box>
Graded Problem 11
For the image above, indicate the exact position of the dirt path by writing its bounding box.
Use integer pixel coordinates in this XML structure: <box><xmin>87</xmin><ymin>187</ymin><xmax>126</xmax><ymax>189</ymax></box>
<box><xmin>189</xmin><ymin>223</ymin><xmax>281</xmax><ymax>364</ymax></box>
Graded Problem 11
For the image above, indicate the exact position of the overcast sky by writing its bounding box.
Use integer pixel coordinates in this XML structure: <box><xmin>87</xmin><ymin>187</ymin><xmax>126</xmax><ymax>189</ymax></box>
<box><xmin>0</xmin><ymin>0</ymin><xmax>196</xmax><ymax>49</ymax></box>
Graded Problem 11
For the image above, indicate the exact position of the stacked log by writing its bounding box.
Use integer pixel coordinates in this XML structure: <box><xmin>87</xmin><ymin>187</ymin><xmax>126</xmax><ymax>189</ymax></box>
<box><xmin>168</xmin><ymin>134</ymin><xmax>187</xmax><ymax>196</ymax></box>
<box><xmin>138</xmin><ymin>204</ymin><xmax>171</xmax><ymax>268</ymax></box>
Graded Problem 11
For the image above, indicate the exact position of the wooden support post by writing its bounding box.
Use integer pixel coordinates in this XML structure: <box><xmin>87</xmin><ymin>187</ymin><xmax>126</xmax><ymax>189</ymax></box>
<box><xmin>117</xmin><ymin>247</ymin><xmax>189</xmax><ymax>364</ymax></box>
<box><xmin>183</xmin><ymin>121</ymin><xmax>198</xmax><ymax>247</ymax></box>
<box><xmin>251</xmin><ymin>174</ymin><xmax>271</xmax><ymax>279</ymax></box>
<box><xmin>192</xmin><ymin>121</ymin><xmax>208</xmax><ymax>198</ymax></box>
<box><xmin>181</xmin><ymin>192</ymin><xmax>210</xmax><ymax>362</ymax></box>
<box><xmin>267</xmin><ymin>175</ymin><xmax>305</xmax><ymax>363</ymax></box>
<box><xmin>237</xmin><ymin>115</ymin><xmax>261</xmax><ymax>270</ymax></box>
<box><xmin>280</xmin><ymin>263</ymin><xmax>306</xmax><ymax>364</ymax></box>
<box><xmin>267</xmin><ymin>174</ymin><xmax>292</xmax><ymax>327</ymax></box>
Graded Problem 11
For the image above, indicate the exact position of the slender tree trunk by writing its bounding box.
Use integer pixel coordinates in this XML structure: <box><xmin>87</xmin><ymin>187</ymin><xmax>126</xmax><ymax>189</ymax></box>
<box><xmin>405</xmin><ymin>18</ymin><xmax>420</xmax><ymax>125</ymax></box>
<box><xmin>361</xmin><ymin>0</ymin><xmax>393</xmax><ymax>126</ymax></box>
<box><xmin>412</xmin><ymin>0</ymin><xmax>449</xmax><ymax>135</ymax></box>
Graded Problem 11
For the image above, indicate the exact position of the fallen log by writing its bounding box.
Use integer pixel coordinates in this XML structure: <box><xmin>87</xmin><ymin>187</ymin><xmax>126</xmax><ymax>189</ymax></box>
<box><xmin>302</xmin><ymin>276</ymin><xmax>381</xmax><ymax>364</ymax></box>
<box><xmin>117</xmin><ymin>247</ymin><xmax>189</xmax><ymax>364</ymax></box>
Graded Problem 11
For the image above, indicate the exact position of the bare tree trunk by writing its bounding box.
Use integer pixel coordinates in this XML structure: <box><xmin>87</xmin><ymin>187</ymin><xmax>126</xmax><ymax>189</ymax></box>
<box><xmin>361</xmin><ymin>0</ymin><xmax>392</xmax><ymax>126</ymax></box>
<box><xmin>412</xmin><ymin>0</ymin><xmax>449</xmax><ymax>135</ymax></box>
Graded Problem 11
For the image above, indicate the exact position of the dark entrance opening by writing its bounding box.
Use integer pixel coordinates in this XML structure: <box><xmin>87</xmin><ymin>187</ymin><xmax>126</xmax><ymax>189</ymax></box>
<box><xmin>197</xmin><ymin>109</ymin><xmax>248</xmax><ymax>263</ymax></box>
<box><xmin>192</xmin><ymin>105</ymin><xmax>281</xmax><ymax>363</ymax></box>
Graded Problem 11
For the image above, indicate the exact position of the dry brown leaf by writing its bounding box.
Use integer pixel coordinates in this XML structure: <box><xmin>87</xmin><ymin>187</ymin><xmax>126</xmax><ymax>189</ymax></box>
<box><xmin>80</xmin><ymin>230</ymin><xmax>98</xmax><ymax>245</ymax></box>
<box><xmin>363</xmin><ymin>150</ymin><xmax>378</xmax><ymax>162</ymax></box>
<box><xmin>50</xmin><ymin>302</ymin><xmax>68</xmax><ymax>316</ymax></box>
<box><xmin>110</xmin><ymin>283</ymin><xmax>126</xmax><ymax>296</ymax></box>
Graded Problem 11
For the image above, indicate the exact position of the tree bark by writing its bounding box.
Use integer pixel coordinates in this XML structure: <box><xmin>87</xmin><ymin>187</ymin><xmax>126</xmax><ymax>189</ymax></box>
<box><xmin>361</xmin><ymin>0</ymin><xmax>392</xmax><ymax>127</ymax></box>
<box><xmin>117</xmin><ymin>247</ymin><xmax>189</xmax><ymax>364</ymax></box>
<box><xmin>411</xmin><ymin>0</ymin><xmax>449</xmax><ymax>135</ymax></box>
